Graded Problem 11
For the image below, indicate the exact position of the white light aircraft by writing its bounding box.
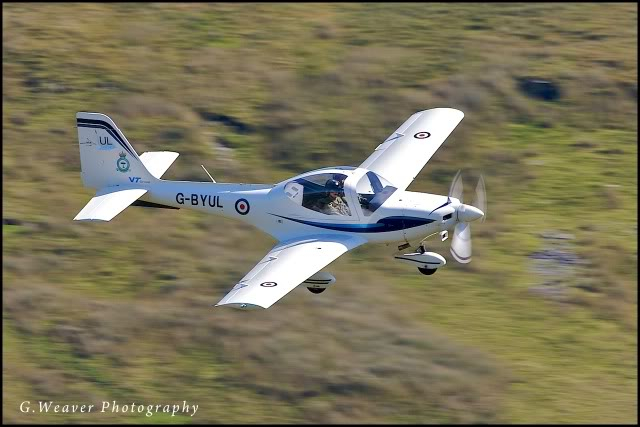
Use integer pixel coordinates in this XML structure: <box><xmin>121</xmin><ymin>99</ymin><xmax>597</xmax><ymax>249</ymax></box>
<box><xmin>74</xmin><ymin>108</ymin><xmax>486</xmax><ymax>309</ymax></box>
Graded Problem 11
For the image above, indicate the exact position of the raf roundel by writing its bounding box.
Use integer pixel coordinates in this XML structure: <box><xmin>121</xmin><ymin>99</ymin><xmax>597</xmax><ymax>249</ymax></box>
<box><xmin>414</xmin><ymin>131</ymin><xmax>431</xmax><ymax>139</ymax></box>
<box><xmin>235</xmin><ymin>198</ymin><xmax>250</xmax><ymax>215</ymax></box>
<box><xmin>260</xmin><ymin>282</ymin><xmax>277</xmax><ymax>287</ymax></box>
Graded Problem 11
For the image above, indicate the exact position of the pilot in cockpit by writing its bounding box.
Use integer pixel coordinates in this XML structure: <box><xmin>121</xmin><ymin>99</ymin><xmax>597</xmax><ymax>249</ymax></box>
<box><xmin>320</xmin><ymin>179</ymin><xmax>351</xmax><ymax>216</ymax></box>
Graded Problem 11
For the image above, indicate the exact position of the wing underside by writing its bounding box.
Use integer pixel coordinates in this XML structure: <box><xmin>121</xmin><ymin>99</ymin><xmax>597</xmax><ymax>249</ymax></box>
<box><xmin>359</xmin><ymin>108</ymin><xmax>464</xmax><ymax>191</ymax></box>
<box><xmin>215</xmin><ymin>235</ymin><xmax>366</xmax><ymax>309</ymax></box>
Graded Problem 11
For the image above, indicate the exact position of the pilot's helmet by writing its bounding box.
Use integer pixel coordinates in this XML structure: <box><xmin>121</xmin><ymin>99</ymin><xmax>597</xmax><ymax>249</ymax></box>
<box><xmin>325</xmin><ymin>179</ymin><xmax>343</xmax><ymax>194</ymax></box>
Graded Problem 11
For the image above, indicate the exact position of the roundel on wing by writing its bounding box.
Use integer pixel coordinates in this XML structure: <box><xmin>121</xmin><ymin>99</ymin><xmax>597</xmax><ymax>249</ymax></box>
<box><xmin>414</xmin><ymin>131</ymin><xmax>431</xmax><ymax>139</ymax></box>
<box><xmin>235</xmin><ymin>198</ymin><xmax>250</xmax><ymax>215</ymax></box>
<box><xmin>260</xmin><ymin>282</ymin><xmax>277</xmax><ymax>287</ymax></box>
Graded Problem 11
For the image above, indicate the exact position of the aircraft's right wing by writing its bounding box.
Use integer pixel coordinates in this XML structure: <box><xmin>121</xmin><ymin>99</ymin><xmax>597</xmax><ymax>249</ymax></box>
<box><xmin>215</xmin><ymin>234</ymin><xmax>366</xmax><ymax>309</ymax></box>
<box><xmin>359</xmin><ymin>108</ymin><xmax>464</xmax><ymax>192</ymax></box>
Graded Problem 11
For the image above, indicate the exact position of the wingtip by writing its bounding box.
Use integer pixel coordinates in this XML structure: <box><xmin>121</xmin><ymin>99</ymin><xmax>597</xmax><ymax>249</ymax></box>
<box><xmin>214</xmin><ymin>302</ymin><xmax>267</xmax><ymax>310</ymax></box>
<box><xmin>444</xmin><ymin>107</ymin><xmax>465</xmax><ymax>118</ymax></box>
<box><xmin>73</xmin><ymin>217</ymin><xmax>108</xmax><ymax>222</ymax></box>
<box><xmin>415</xmin><ymin>108</ymin><xmax>464</xmax><ymax>121</ymax></box>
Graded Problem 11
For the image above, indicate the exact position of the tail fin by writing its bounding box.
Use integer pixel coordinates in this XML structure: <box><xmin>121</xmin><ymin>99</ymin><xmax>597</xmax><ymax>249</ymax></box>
<box><xmin>76</xmin><ymin>112</ymin><xmax>155</xmax><ymax>189</ymax></box>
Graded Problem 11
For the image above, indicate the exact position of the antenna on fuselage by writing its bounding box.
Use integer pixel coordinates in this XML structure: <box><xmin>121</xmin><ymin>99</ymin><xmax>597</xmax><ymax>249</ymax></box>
<box><xmin>201</xmin><ymin>165</ymin><xmax>216</xmax><ymax>183</ymax></box>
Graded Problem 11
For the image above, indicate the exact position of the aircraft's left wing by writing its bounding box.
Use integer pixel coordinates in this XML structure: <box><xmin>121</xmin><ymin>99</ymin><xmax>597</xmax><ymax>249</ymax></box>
<box><xmin>215</xmin><ymin>235</ymin><xmax>366</xmax><ymax>309</ymax></box>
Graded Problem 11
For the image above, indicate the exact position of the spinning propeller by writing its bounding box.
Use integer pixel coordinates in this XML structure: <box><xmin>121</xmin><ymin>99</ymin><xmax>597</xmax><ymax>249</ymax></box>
<box><xmin>448</xmin><ymin>170</ymin><xmax>486</xmax><ymax>264</ymax></box>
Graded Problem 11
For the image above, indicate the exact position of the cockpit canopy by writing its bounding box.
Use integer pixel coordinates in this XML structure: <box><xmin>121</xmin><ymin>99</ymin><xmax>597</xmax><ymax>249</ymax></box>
<box><xmin>284</xmin><ymin>171</ymin><xmax>352</xmax><ymax>216</ymax></box>
<box><xmin>282</xmin><ymin>167</ymin><xmax>397</xmax><ymax>217</ymax></box>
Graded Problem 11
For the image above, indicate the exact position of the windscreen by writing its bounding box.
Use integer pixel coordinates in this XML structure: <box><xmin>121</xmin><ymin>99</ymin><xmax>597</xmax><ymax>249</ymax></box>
<box><xmin>356</xmin><ymin>171</ymin><xmax>397</xmax><ymax>216</ymax></box>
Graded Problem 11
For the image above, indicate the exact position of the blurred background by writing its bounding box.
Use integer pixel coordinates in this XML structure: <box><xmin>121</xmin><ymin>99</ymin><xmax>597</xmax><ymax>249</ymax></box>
<box><xmin>2</xmin><ymin>3</ymin><xmax>637</xmax><ymax>423</ymax></box>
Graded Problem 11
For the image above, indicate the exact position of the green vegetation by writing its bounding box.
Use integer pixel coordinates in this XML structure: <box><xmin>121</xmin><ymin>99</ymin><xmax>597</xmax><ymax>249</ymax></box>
<box><xmin>3</xmin><ymin>3</ymin><xmax>637</xmax><ymax>423</ymax></box>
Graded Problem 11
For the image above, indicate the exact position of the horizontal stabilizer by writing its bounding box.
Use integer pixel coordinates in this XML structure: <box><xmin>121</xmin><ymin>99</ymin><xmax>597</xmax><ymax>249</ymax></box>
<box><xmin>139</xmin><ymin>151</ymin><xmax>179</xmax><ymax>179</ymax></box>
<box><xmin>74</xmin><ymin>188</ymin><xmax>147</xmax><ymax>222</ymax></box>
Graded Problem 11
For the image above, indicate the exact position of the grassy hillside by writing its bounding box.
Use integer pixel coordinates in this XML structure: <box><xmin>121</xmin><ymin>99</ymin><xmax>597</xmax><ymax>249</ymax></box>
<box><xmin>3</xmin><ymin>3</ymin><xmax>637</xmax><ymax>423</ymax></box>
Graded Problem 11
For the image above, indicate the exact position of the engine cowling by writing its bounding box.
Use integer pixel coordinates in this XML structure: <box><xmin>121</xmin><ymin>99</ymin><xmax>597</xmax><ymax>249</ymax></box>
<box><xmin>304</xmin><ymin>271</ymin><xmax>336</xmax><ymax>293</ymax></box>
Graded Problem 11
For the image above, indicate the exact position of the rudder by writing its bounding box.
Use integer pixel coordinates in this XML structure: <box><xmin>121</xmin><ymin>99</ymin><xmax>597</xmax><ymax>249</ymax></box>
<box><xmin>76</xmin><ymin>112</ymin><xmax>154</xmax><ymax>189</ymax></box>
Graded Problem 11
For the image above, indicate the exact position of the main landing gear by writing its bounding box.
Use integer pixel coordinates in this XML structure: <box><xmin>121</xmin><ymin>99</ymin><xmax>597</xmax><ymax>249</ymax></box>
<box><xmin>417</xmin><ymin>243</ymin><xmax>437</xmax><ymax>275</ymax></box>
<box><xmin>395</xmin><ymin>242</ymin><xmax>444</xmax><ymax>276</ymax></box>
<box><xmin>418</xmin><ymin>266</ymin><xmax>437</xmax><ymax>275</ymax></box>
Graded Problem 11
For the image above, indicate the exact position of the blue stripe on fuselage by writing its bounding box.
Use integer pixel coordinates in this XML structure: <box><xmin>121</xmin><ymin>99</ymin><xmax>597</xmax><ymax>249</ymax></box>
<box><xmin>271</xmin><ymin>214</ymin><xmax>433</xmax><ymax>233</ymax></box>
